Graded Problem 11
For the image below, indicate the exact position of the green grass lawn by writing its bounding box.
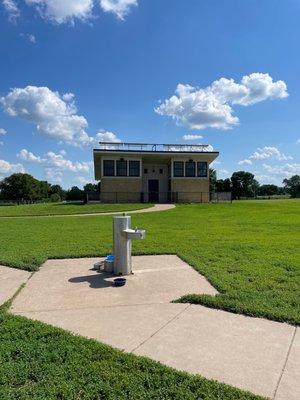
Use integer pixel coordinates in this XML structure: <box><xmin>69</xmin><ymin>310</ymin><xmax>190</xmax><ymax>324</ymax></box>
<box><xmin>0</xmin><ymin>200</ymin><xmax>299</xmax><ymax>325</ymax></box>
<box><xmin>1</xmin><ymin>200</ymin><xmax>298</xmax><ymax>400</ymax></box>
<box><xmin>0</xmin><ymin>305</ymin><xmax>263</xmax><ymax>400</ymax></box>
<box><xmin>0</xmin><ymin>202</ymin><xmax>151</xmax><ymax>217</ymax></box>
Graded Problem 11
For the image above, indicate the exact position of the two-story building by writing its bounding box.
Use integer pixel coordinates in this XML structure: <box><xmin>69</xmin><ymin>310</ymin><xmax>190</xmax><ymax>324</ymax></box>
<box><xmin>93</xmin><ymin>142</ymin><xmax>219</xmax><ymax>203</ymax></box>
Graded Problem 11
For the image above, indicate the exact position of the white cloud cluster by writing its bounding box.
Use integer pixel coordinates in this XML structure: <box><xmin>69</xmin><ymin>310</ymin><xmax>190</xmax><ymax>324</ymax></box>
<box><xmin>238</xmin><ymin>159</ymin><xmax>252</xmax><ymax>166</ymax></box>
<box><xmin>2</xmin><ymin>0</ymin><xmax>20</xmax><ymax>21</ymax></box>
<box><xmin>17</xmin><ymin>149</ymin><xmax>92</xmax><ymax>173</ymax></box>
<box><xmin>25</xmin><ymin>0</ymin><xmax>94</xmax><ymax>24</ymax></box>
<box><xmin>263</xmin><ymin>163</ymin><xmax>300</xmax><ymax>177</ymax></box>
<box><xmin>238</xmin><ymin>146</ymin><xmax>292</xmax><ymax>165</ymax></box>
<box><xmin>1</xmin><ymin>86</ymin><xmax>122</xmax><ymax>148</ymax></box>
<box><xmin>17</xmin><ymin>148</ymin><xmax>93</xmax><ymax>184</ymax></box>
<box><xmin>96</xmin><ymin>131</ymin><xmax>121</xmax><ymax>143</ymax></box>
<box><xmin>0</xmin><ymin>128</ymin><xmax>7</xmax><ymax>135</ymax></box>
<box><xmin>182</xmin><ymin>134</ymin><xmax>203</xmax><ymax>141</ymax></box>
<box><xmin>100</xmin><ymin>0</ymin><xmax>137</xmax><ymax>20</ymax></box>
<box><xmin>0</xmin><ymin>159</ymin><xmax>24</xmax><ymax>176</ymax></box>
<box><xmin>0</xmin><ymin>86</ymin><xmax>94</xmax><ymax>147</ymax></box>
<box><xmin>24</xmin><ymin>0</ymin><xmax>137</xmax><ymax>23</ymax></box>
<box><xmin>156</xmin><ymin>73</ymin><xmax>288</xmax><ymax>130</ymax></box>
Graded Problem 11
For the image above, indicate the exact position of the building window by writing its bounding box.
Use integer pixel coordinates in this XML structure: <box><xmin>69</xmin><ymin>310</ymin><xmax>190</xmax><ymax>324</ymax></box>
<box><xmin>103</xmin><ymin>160</ymin><xmax>115</xmax><ymax>176</ymax></box>
<box><xmin>159</xmin><ymin>168</ymin><xmax>163</xmax><ymax>174</ymax></box>
<box><xmin>197</xmin><ymin>161</ymin><xmax>208</xmax><ymax>177</ymax></box>
<box><xmin>185</xmin><ymin>161</ymin><xmax>196</xmax><ymax>177</ymax></box>
<box><xmin>116</xmin><ymin>160</ymin><xmax>127</xmax><ymax>176</ymax></box>
<box><xmin>144</xmin><ymin>168</ymin><xmax>148</xmax><ymax>174</ymax></box>
<box><xmin>173</xmin><ymin>161</ymin><xmax>184</xmax><ymax>177</ymax></box>
<box><xmin>129</xmin><ymin>160</ymin><xmax>140</xmax><ymax>177</ymax></box>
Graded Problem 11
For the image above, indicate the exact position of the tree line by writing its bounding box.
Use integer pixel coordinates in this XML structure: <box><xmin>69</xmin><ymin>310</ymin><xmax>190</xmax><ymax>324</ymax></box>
<box><xmin>0</xmin><ymin>173</ymin><xmax>100</xmax><ymax>204</ymax></box>
<box><xmin>0</xmin><ymin>171</ymin><xmax>299</xmax><ymax>203</ymax></box>
<box><xmin>210</xmin><ymin>169</ymin><xmax>300</xmax><ymax>199</ymax></box>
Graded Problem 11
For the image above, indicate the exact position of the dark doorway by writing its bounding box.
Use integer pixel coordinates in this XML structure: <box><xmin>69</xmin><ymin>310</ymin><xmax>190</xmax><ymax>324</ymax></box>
<box><xmin>148</xmin><ymin>179</ymin><xmax>159</xmax><ymax>202</ymax></box>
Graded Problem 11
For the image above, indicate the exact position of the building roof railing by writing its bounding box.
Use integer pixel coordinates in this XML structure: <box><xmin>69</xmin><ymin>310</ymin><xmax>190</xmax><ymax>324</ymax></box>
<box><xmin>97</xmin><ymin>142</ymin><xmax>216</xmax><ymax>153</ymax></box>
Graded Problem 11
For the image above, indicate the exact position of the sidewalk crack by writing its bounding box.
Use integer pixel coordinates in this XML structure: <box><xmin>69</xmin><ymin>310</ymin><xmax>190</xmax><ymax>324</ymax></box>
<box><xmin>130</xmin><ymin>303</ymin><xmax>191</xmax><ymax>353</ymax></box>
<box><xmin>273</xmin><ymin>326</ymin><xmax>297</xmax><ymax>400</ymax></box>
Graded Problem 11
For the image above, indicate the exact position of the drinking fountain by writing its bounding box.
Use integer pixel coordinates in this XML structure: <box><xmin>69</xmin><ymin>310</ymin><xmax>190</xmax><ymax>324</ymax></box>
<box><xmin>110</xmin><ymin>215</ymin><xmax>145</xmax><ymax>275</ymax></box>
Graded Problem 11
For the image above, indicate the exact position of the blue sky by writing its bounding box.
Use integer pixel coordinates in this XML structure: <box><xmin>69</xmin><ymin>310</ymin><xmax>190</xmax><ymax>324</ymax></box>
<box><xmin>0</xmin><ymin>0</ymin><xmax>299</xmax><ymax>188</ymax></box>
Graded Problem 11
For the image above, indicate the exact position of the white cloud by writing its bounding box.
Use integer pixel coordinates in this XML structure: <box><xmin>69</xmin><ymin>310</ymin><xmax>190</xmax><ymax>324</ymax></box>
<box><xmin>44</xmin><ymin>168</ymin><xmax>63</xmax><ymax>183</ymax></box>
<box><xmin>0</xmin><ymin>159</ymin><xmax>24</xmax><ymax>176</ymax></box>
<box><xmin>24</xmin><ymin>0</ymin><xmax>137</xmax><ymax>24</ymax></box>
<box><xmin>0</xmin><ymin>86</ymin><xmax>96</xmax><ymax>147</ymax></box>
<box><xmin>249</xmin><ymin>146</ymin><xmax>292</xmax><ymax>161</ymax></box>
<box><xmin>0</xmin><ymin>142</ymin><xmax>4</xmax><ymax>146</ymax></box>
<box><xmin>297</xmin><ymin>139</ymin><xmax>300</xmax><ymax>144</ymax></box>
<box><xmin>96</xmin><ymin>131</ymin><xmax>121</xmax><ymax>143</ymax></box>
<box><xmin>182</xmin><ymin>134</ymin><xmax>203</xmax><ymax>141</ymax></box>
<box><xmin>28</xmin><ymin>34</ymin><xmax>36</xmax><ymax>43</ymax></box>
<box><xmin>156</xmin><ymin>73</ymin><xmax>288</xmax><ymax>130</ymax></box>
<box><xmin>238</xmin><ymin>159</ymin><xmax>252</xmax><ymax>165</ymax></box>
<box><xmin>2</xmin><ymin>0</ymin><xmax>20</xmax><ymax>21</ymax></box>
<box><xmin>263</xmin><ymin>163</ymin><xmax>300</xmax><ymax>177</ymax></box>
<box><xmin>75</xmin><ymin>176</ymin><xmax>97</xmax><ymax>186</ymax></box>
<box><xmin>25</xmin><ymin>0</ymin><xmax>94</xmax><ymax>24</ymax></box>
<box><xmin>100</xmin><ymin>0</ymin><xmax>137</xmax><ymax>20</ymax></box>
<box><xmin>238</xmin><ymin>146</ymin><xmax>292</xmax><ymax>165</ymax></box>
<box><xmin>1</xmin><ymin>85</ymin><xmax>122</xmax><ymax>148</ymax></box>
<box><xmin>17</xmin><ymin>148</ymin><xmax>92</xmax><ymax>173</ymax></box>
<box><xmin>17</xmin><ymin>149</ymin><xmax>43</xmax><ymax>164</ymax></box>
<box><xmin>255</xmin><ymin>174</ymin><xmax>278</xmax><ymax>184</ymax></box>
<box><xmin>0</xmin><ymin>128</ymin><xmax>6</xmax><ymax>135</ymax></box>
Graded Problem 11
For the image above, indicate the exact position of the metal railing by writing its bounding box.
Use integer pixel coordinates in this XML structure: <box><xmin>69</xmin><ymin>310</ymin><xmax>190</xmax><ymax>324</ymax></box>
<box><xmin>97</xmin><ymin>142</ymin><xmax>214</xmax><ymax>153</ymax></box>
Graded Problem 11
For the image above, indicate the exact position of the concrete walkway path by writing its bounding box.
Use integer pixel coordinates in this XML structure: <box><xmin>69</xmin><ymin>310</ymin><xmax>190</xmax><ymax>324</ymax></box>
<box><xmin>0</xmin><ymin>265</ymin><xmax>31</xmax><ymax>306</ymax></box>
<box><xmin>10</xmin><ymin>256</ymin><xmax>299</xmax><ymax>400</ymax></box>
<box><xmin>0</xmin><ymin>203</ymin><xmax>175</xmax><ymax>219</ymax></box>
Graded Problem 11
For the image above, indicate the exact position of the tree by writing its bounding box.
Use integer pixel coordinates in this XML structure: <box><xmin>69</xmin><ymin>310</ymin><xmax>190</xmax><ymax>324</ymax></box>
<box><xmin>258</xmin><ymin>184</ymin><xmax>280</xmax><ymax>196</ymax></box>
<box><xmin>209</xmin><ymin>168</ymin><xmax>217</xmax><ymax>191</ymax></box>
<box><xmin>216</xmin><ymin>178</ymin><xmax>231</xmax><ymax>192</ymax></box>
<box><xmin>83</xmin><ymin>183</ymin><xmax>99</xmax><ymax>194</ymax></box>
<box><xmin>39</xmin><ymin>180</ymin><xmax>51</xmax><ymax>199</ymax></box>
<box><xmin>0</xmin><ymin>173</ymin><xmax>42</xmax><ymax>203</ymax></box>
<box><xmin>231</xmin><ymin>171</ymin><xmax>259</xmax><ymax>199</ymax></box>
<box><xmin>66</xmin><ymin>186</ymin><xmax>84</xmax><ymax>201</ymax></box>
<box><xmin>283</xmin><ymin>175</ymin><xmax>300</xmax><ymax>198</ymax></box>
<box><xmin>50</xmin><ymin>193</ymin><xmax>61</xmax><ymax>202</ymax></box>
<box><xmin>50</xmin><ymin>184</ymin><xmax>66</xmax><ymax>200</ymax></box>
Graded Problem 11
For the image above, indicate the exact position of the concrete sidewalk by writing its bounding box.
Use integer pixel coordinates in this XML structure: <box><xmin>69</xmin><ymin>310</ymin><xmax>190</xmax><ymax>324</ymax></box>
<box><xmin>10</xmin><ymin>256</ymin><xmax>299</xmax><ymax>400</ymax></box>
<box><xmin>0</xmin><ymin>265</ymin><xmax>31</xmax><ymax>306</ymax></box>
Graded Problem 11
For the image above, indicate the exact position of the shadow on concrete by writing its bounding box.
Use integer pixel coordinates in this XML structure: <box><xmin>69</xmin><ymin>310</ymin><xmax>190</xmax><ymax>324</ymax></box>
<box><xmin>69</xmin><ymin>273</ymin><xmax>114</xmax><ymax>289</ymax></box>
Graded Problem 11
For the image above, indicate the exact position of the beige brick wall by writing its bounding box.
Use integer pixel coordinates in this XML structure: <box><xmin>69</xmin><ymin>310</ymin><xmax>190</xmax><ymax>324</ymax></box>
<box><xmin>171</xmin><ymin>178</ymin><xmax>210</xmax><ymax>203</ymax></box>
<box><xmin>94</xmin><ymin>155</ymin><xmax>101</xmax><ymax>180</ymax></box>
<box><xmin>101</xmin><ymin>178</ymin><xmax>142</xmax><ymax>203</ymax></box>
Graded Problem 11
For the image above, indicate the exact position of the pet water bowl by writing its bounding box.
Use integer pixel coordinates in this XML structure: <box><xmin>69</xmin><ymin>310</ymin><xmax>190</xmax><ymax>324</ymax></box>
<box><xmin>114</xmin><ymin>277</ymin><xmax>126</xmax><ymax>287</ymax></box>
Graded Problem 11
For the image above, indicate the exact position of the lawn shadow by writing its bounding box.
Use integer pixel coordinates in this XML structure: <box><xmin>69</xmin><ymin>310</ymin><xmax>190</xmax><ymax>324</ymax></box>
<box><xmin>69</xmin><ymin>272</ymin><xmax>114</xmax><ymax>289</ymax></box>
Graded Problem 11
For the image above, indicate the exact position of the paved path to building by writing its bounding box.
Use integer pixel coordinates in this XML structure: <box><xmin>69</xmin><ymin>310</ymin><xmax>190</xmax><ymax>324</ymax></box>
<box><xmin>0</xmin><ymin>203</ymin><xmax>175</xmax><ymax>219</ymax></box>
<box><xmin>9</xmin><ymin>255</ymin><xmax>299</xmax><ymax>400</ymax></box>
<box><xmin>0</xmin><ymin>265</ymin><xmax>31</xmax><ymax>306</ymax></box>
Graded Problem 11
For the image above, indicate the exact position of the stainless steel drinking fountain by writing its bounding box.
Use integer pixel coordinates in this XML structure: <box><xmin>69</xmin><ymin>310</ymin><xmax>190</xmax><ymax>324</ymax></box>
<box><xmin>112</xmin><ymin>215</ymin><xmax>145</xmax><ymax>275</ymax></box>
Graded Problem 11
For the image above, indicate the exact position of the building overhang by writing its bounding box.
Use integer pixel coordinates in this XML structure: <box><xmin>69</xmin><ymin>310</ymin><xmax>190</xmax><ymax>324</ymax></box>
<box><xmin>93</xmin><ymin>150</ymin><xmax>219</xmax><ymax>180</ymax></box>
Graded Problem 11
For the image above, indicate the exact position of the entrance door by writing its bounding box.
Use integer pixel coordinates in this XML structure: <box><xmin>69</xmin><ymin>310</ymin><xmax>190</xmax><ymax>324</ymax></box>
<box><xmin>148</xmin><ymin>179</ymin><xmax>159</xmax><ymax>202</ymax></box>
